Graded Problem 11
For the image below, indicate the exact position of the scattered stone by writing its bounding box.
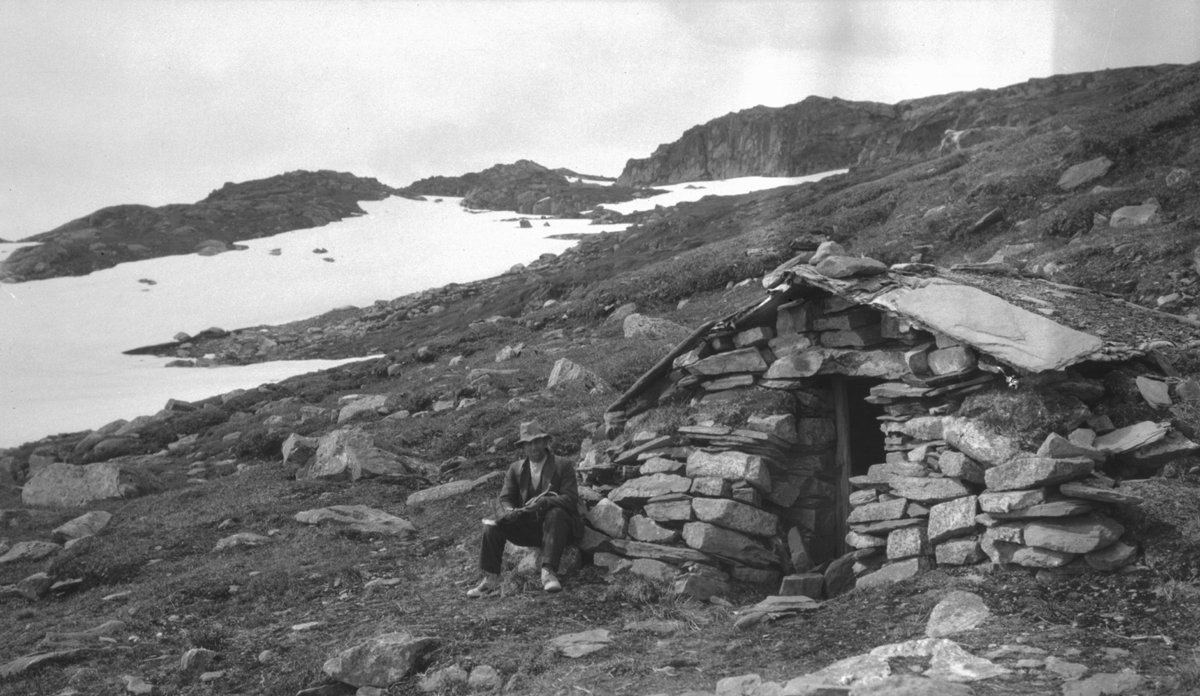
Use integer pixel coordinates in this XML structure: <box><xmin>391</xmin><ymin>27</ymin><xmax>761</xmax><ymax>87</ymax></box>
<box><xmin>1135</xmin><ymin>376</ymin><xmax>1171</xmax><ymax>408</ymax></box>
<box><xmin>1061</xmin><ymin>672</ymin><xmax>1144</xmax><ymax>696</ymax></box>
<box><xmin>1058</xmin><ymin>157</ymin><xmax>1113</xmax><ymax>191</ymax></box>
<box><xmin>733</xmin><ymin>595</ymin><xmax>821</xmax><ymax>630</ymax></box>
<box><xmin>623</xmin><ymin>314</ymin><xmax>691</xmax><ymax>342</ymax></box>
<box><xmin>630</xmin><ymin>558</ymin><xmax>676</xmax><ymax>583</ymax></box>
<box><xmin>323</xmin><ymin>632</ymin><xmax>438</xmax><ymax>687</ymax></box>
<box><xmin>406</xmin><ymin>472</ymin><xmax>501</xmax><ymax>507</ymax></box>
<box><xmin>213</xmin><ymin>533</ymin><xmax>271</xmax><ymax>552</ymax></box>
<box><xmin>282</xmin><ymin>434</ymin><xmax>319</xmax><ymax>468</ymax></box>
<box><xmin>22</xmin><ymin>462</ymin><xmax>161</xmax><ymax>507</ymax></box>
<box><xmin>926</xmin><ymin>591</ymin><xmax>990</xmax><ymax>638</ymax></box>
<box><xmin>546</xmin><ymin>358</ymin><xmax>613</xmax><ymax>393</ymax></box>
<box><xmin>418</xmin><ymin>664</ymin><xmax>468</xmax><ymax>692</ymax></box>
<box><xmin>856</xmin><ymin>557</ymin><xmax>930</xmax><ymax>589</ymax></box>
<box><xmin>468</xmin><ymin>664</ymin><xmax>503</xmax><ymax>691</ymax></box>
<box><xmin>17</xmin><ymin>572</ymin><xmax>54</xmax><ymax>599</ymax></box>
<box><xmin>180</xmin><ymin>647</ymin><xmax>217</xmax><ymax>675</ymax></box>
<box><xmin>1084</xmin><ymin>540</ymin><xmax>1138</xmax><ymax>571</ymax></box>
<box><xmin>0</xmin><ymin>540</ymin><xmax>61</xmax><ymax>564</ymax></box>
<box><xmin>121</xmin><ymin>675</ymin><xmax>154</xmax><ymax>694</ymax></box>
<box><xmin>1109</xmin><ymin>202</ymin><xmax>1160</xmax><ymax>228</ymax></box>
<box><xmin>294</xmin><ymin>505</ymin><xmax>416</xmax><ymax>536</ymax></box>
<box><xmin>549</xmin><ymin>629</ymin><xmax>611</xmax><ymax>658</ymax></box>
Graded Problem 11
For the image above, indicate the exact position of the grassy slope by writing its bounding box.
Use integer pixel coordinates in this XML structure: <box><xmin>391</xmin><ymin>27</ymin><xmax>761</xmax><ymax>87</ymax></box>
<box><xmin>4</xmin><ymin>67</ymin><xmax>1200</xmax><ymax>694</ymax></box>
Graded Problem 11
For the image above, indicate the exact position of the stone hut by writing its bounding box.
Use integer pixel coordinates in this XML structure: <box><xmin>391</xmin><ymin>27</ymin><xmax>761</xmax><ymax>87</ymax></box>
<box><xmin>578</xmin><ymin>246</ymin><xmax>1200</xmax><ymax>600</ymax></box>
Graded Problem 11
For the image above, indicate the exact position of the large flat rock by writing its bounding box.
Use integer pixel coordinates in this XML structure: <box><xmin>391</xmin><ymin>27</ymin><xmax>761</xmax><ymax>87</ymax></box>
<box><xmin>984</xmin><ymin>457</ymin><xmax>1093</xmax><ymax>492</ymax></box>
<box><xmin>1023</xmin><ymin>513</ymin><xmax>1124</xmax><ymax>554</ymax></box>
<box><xmin>872</xmin><ymin>279</ymin><xmax>1103</xmax><ymax>372</ymax></box>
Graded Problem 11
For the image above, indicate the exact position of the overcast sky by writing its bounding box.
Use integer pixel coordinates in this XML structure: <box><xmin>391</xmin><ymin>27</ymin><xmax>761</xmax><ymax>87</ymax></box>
<box><xmin>3</xmin><ymin>0</ymin><xmax>1198</xmax><ymax>240</ymax></box>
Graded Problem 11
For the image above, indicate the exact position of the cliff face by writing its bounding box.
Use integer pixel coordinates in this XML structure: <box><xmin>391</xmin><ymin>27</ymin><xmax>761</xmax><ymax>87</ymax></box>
<box><xmin>404</xmin><ymin>159</ymin><xmax>660</xmax><ymax>216</ymax></box>
<box><xmin>617</xmin><ymin>65</ymin><xmax>1175</xmax><ymax>186</ymax></box>
<box><xmin>1</xmin><ymin>171</ymin><xmax>405</xmax><ymax>283</ymax></box>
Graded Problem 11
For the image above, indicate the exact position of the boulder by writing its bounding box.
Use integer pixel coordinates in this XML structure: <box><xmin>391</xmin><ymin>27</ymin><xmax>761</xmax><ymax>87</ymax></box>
<box><xmin>322</xmin><ymin>632</ymin><xmax>437</xmax><ymax>687</ymax></box>
<box><xmin>1057</xmin><ymin>157</ymin><xmax>1113</xmax><ymax>191</ymax></box>
<box><xmin>337</xmin><ymin>394</ymin><xmax>391</xmax><ymax>424</ymax></box>
<box><xmin>546</xmin><ymin>358</ymin><xmax>613</xmax><ymax>394</ymax></box>
<box><xmin>1023</xmin><ymin>513</ymin><xmax>1124</xmax><ymax>554</ymax></box>
<box><xmin>0</xmin><ymin>540</ymin><xmax>62</xmax><ymax>564</ymax></box>
<box><xmin>305</xmin><ymin>430</ymin><xmax>414</xmax><ymax>481</ymax></box>
<box><xmin>983</xmin><ymin>457</ymin><xmax>1093</xmax><ymax>492</ymax></box>
<box><xmin>926</xmin><ymin>591</ymin><xmax>990</xmax><ymax>638</ymax></box>
<box><xmin>22</xmin><ymin>462</ymin><xmax>161</xmax><ymax>507</ymax></box>
<box><xmin>549</xmin><ymin>629</ymin><xmax>611</xmax><ymax>658</ymax></box>
<box><xmin>281</xmin><ymin>434</ymin><xmax>319</xmax><ymax>468</ymax></box>
<box><xmin>294</xmin><ymin>505</ymin><xmax>416</xmax><ymax>536</ymax></box>
<box><xmin>51</xmin><ymin>511</ymin><xmax>113</xmax><ymax>543</ymax></box>
<box><xmin>622</xmin><ymin>314</ymin><xmax>691</xmax><ymax>342</ymax></box>
<box><xmin>1109</xmin><ymin>201</ymin><xmax>1160</xmax><ymax>227</ymax></box>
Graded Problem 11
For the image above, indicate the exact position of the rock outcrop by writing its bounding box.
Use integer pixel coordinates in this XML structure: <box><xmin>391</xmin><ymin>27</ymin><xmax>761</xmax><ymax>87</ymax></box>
<box><xmin>617</xmin><ymin>65</ymin><xmax>1171</xmax><ymax>186</ymax></box>
<box><xmin>404</xmin><ymin>159</ymin><xmax>661</xmax><ymax>215</ymax></box>
<box><xmin>1</xmin><ymin>170</ymin><xmax>405</xmax><ymax>283</ymax></box>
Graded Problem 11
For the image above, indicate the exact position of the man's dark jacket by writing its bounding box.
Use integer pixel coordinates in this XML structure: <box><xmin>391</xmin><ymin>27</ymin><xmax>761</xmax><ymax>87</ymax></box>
<box><xmin>497</xmin><ymin>452</ymin><xmax>584</xmax><ymax>538</ymax></box>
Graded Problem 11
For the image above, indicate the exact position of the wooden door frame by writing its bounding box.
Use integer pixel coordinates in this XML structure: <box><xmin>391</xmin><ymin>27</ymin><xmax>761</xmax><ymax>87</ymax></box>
<box><xmin>832</xmin><ymin>375</ymin><xmax>851</xmax><ymax>558</ymax></box>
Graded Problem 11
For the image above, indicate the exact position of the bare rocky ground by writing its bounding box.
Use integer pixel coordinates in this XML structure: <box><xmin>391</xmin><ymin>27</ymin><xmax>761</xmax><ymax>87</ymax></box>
<box><xmin>4</xmin><ymin>64</ymin><xmax>1200</xmax><ymax>695</ymax></box>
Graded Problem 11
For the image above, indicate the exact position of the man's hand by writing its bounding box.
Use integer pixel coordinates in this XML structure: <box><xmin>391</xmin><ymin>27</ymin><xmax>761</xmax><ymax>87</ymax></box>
<box><xmin>527</xmin><ymin>496</ymin><xmax>552</xmax><ymax>514</ymax></box>
<box><xmin>497</xmin><ymin>509</ymin><xmax>521</xmax><ymax>525</ymax></box>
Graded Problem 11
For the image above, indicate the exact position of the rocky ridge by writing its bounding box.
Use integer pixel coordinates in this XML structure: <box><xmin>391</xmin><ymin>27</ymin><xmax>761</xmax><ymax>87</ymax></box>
<box><xmin>617</xmin><ymin>65</ymin><xmax>1173</xmax><ymax>186</ymax></box>
<box><xmin>1</xmin><ymin>170</ymin><xmax>408</xmax><ymax>283</ymax></box>
<box><xmin>403</xmin><ymin>159</ymin><xmax>662</xmax><ymax>216</ymax></box>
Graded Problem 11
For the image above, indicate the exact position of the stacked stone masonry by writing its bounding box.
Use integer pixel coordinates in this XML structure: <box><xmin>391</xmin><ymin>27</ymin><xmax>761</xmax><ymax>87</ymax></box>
<box><xmin>591</xmin><ymin>250</ymin><xmax>1199</xmax><ymax>601</ymax></box>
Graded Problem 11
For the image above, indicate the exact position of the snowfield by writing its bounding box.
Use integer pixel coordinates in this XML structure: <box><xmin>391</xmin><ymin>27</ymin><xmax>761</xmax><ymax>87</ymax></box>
<box><xmin>0</xmin><ymin>173</ymin><xmax>842</xmax><ymax>447</ymax></box>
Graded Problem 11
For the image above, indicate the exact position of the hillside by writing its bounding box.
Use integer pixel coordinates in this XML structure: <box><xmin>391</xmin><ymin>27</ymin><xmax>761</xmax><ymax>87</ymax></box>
<box><xmin>3</xmin><ymin>62</ymin><xmax>1200</xmax><ymax>695</ymax></box>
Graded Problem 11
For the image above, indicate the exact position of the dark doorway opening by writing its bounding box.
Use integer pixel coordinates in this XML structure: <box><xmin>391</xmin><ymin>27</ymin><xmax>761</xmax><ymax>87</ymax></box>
<box><xmin>845</xmin><ymin>379</ymin><xmax>887</xmax><ymax>477</ymax></box>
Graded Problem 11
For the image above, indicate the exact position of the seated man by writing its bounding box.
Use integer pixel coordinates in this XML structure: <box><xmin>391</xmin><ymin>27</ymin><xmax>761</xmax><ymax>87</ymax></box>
<box><xmin>468</xmin><ymin>420</ymin><xmax>583</xmax><ymax>596</ymax></box>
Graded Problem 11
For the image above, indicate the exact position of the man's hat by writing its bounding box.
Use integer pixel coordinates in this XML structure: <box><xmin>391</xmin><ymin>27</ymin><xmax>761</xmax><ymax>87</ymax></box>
<box><xmin>517</xmin><ymin>420</ymin><xmax>551</xmax><ymax>443</ymax></box>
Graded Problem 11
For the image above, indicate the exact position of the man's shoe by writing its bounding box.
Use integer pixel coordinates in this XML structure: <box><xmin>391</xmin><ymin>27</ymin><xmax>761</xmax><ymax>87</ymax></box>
<box><xmin>541</xmin><ymin>567</ymin><xmax>562</xmax><ymax>593</ymax></box>
<box><xmin>467</xmin><ymin>573</ymin><xmax>500</xmax><ymax>598</ymax></box>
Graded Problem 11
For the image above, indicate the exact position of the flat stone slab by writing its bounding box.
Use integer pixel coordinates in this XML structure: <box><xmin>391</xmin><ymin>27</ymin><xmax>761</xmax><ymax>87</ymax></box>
<box><xmin>1023</xmin><ymin>513</ymin><xmax>1124</xmax><ymax>554</ymax></box>
<box><xmin>979</xmin><ymin>488</ymin><xmax>1050</xmax><ymax>513</ymax></box>
<box><xmin>688</xmin><ymin>347</ymin><xmax>770</xmax><ymax>376</ymax></box>
<box><xmin>733</xmin><ymin>595</ymin><xmax>821</xmax><ymax>630</ymax></box>
<box><xmin>927</xmin><ymin>591</ymin><xmax>990</xmax><ymax>638</ymax></box>
<box><xmin>1038</xmin><ymin>433</ymin><xmax>1106</xmax><ymax>462</ymax></box>
<box><xmin>1061</xmin><ymin>672</ymin><xmax>1144</xmax><ymax>696</ymax></box>
<box><xmin>988</xmin><ymin>498</ymin><xmax>1095</xmax><ymax>520</ymax></box>
<box><xmin>873</xmin><ymin>279</ymin><xmax>1104</xmax><ymax>373</ymax></box>
<box><xmin>609</xmin><ymin>473</ymin><xmax>693</xmax><ymax>505</ymax></box>
<box><xmin>294</xmin><ymin>505</ymin><xmax>416</xmax><ymax>536</ymax></box>
<box><xmin>1057</xmin><ymin>156</ymin><xmax>1113</xmax><ymax>191</ymax></box>
<box><xmin>857</xmin><ymin>557</ymin><xmax>930</xmax><ymax>589</ymax></box>
<box><xmin>549</xmin><ymin>629</ymin><xmax>611</xmax><ymax>658</ymax></box>
<box><xmin>942</xmin><ymin>418</ymin><xmax>1022</xmax><ymax>468</ymax></box>
<box><xmin>1093</xmin><ymin>422</ymin><xmax>1168</xmax><ymax>454</ymax></box>
<box><xmin>1059</xmin><ymin>482</ymin><xmax>1143</xmax><ymax>505</ymax></box>
<box><xmin>984</xmin><ymin>457</ymin><xmax>1094</xmax><ymax>492</ymax></box>
<box><xmin>608</xmin><ymin>539</ymin><xmax>712</xmax><ymax>566</ymax></box>
<box><xmin>405</xmin><ymin>472</ymin><xmax>501</xmax><ymax>507</ymax></box>
<box><xmin>682</xmin><ymin>522</ymin><xmax>777</xmax><ymax>567</ymax></box>
<box><xmin>792</xmin><ymin>637</ymin><xmax>1009</xmax><ymax>689</ymax></box>
<box><xmin>890</xmin><ymin>477</ymin><xmax>970</xmax><ymax>504</ymax></box>
<box><xmin>848</xmin><ymin>498</ymin><xmax>907</xmax><ymax>524</ymax></box>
